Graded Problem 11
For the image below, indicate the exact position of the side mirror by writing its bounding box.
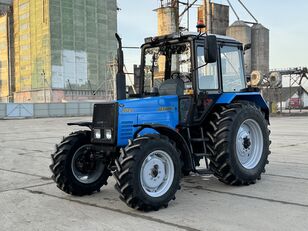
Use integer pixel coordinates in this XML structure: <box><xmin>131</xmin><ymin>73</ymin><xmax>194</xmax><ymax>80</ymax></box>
<box><xmin>205</xmin><ymin>35</ymin><xmax>217</xmax><ymax>63</ymax></box>
<box><xmin>244</xmin><ymin>43</ymin><xmax>251</xmax><ymax>51</ymax></box>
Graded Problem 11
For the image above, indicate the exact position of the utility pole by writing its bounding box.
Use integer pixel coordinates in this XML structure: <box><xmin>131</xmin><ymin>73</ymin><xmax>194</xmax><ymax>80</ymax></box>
<box><xmin>171</xmin><ymin>0</ymin><xmax>180</xmax><ymax>32</ymax></box>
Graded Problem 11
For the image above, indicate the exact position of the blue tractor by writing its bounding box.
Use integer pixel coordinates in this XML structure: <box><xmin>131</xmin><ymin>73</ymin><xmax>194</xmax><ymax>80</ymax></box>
<box><xmin>50</xmin><ymin>31</ymin><xmax>270</xmax><ymax>211</ymax></box>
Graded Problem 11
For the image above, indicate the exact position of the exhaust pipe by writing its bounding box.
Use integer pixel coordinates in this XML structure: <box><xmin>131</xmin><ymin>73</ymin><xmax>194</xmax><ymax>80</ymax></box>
<box><xmin>115</xmin><ymin>33</ymin><xmax>126</xmax><ymax>100</ymax></box>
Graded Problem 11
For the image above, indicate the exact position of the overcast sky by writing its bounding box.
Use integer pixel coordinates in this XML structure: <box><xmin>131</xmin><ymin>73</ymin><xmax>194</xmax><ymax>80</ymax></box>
<box><xmin>117</xmin><ymin>0</ymin><xmax>308</xmax><ymax>71</ymax></box>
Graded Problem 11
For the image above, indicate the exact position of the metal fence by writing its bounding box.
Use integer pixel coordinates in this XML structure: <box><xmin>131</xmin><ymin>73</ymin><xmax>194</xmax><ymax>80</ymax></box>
<box><xmin>0</xmin><ymin>102</ymin><xmax>95</xmax><ymax>119</ymax></box>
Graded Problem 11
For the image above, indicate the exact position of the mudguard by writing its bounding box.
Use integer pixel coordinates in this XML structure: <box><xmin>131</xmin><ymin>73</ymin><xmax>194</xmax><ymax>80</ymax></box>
<box><xmin>216</xmin><ymin>92</ymin><xmax>270</xmax><ymax>122</ymax></box>
<box><xmin>134</xmin><ymin>124</ymin><xmax>193</xmax><ymax>173</ymax></box>
<box><xmin>67</xmin><ymin>122</ymin><xmax>93</xmax><ymax>128</ymax></box>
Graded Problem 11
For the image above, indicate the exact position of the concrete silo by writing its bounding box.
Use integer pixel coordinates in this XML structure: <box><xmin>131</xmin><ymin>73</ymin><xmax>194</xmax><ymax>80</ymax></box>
<box><xmin>156</xmin><ymin>6</ymin><xmax>179</xmax><ymax>36</ymax></box>
<box><xmin>156</xmin><ymin>6</ymin><xmax>179</xmax><ymax>82</ymax></box>
<box><xmin>251</xmin><ymin>23</ymin><xmax>269</xmax><ymax>76</ymax></box>
<box><xmin>226</xmin><ymin>20</ymin><xmax>252</xmax><ymax>75</ymax></box>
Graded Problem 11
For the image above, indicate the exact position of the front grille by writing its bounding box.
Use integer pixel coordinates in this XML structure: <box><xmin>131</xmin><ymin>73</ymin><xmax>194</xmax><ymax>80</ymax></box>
<box><xmin>93</xmin><ymin>103</ymin><xmax>116</xmax><ymax>127</ymax></box>
<box><xmin>92</xmin><ymin>103</ymin><xmax>117</xmax><ymax>143</ymax></box>
<box><xmin>120</xmin><ymin>121</ymin><xmax>134</xmax><ymax>140</ymax></box>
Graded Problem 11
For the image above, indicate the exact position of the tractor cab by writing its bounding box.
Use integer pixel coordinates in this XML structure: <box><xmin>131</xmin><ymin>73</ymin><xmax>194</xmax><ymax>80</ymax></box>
<box><xmin>133</xmin><ymin>32</ymin><xmax>250</xmax><ymax>125</ymax></box>
<box><xmin>139</xmin><ymin>32</ymin><xmax>246</xmax><ymax>97</ymax></box>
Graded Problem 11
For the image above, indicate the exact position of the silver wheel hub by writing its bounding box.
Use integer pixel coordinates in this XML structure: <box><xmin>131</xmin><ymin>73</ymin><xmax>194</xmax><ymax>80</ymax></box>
<box><xmin>71</xmin><ymin>145</ymin><xmax>104</xmax><ymax>184</ymax></box>
<box><xmin>236</xmin><ymin>119</ymin><xmax>263</xmax><ymax>169</ymax></box>
<box><xmin>140</xmin><ymin>150</ymin><xmax>174</xmax><ymax>197</ymax></box>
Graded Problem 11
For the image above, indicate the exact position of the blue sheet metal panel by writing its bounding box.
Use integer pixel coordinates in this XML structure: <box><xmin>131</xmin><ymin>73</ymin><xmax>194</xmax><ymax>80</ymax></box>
<box><xmin>116</xmin><ymin>95</ymin><xmax>179</xmax><ymax>146</ymax></box>
<box><xmin>33</xmin><ymin>103</ymin><xmax>49</xmax><ymax>117</ymax></box>
<box><xmin>48</xmin><ymin>104</ymin><xmax>66</xmax><ymax>117</ymax></box>
<box><xmin>216</xmin><ymin>93</ymin><xmax>237</xmax><ymax>104</ymax></box>
<box><xmin>6</xmin><ymin>104</ymin><xmax>34</xmax><ymax>117</ymax></box>
<box><xmin>0</xmin><ymin>104</ymin><xmax>6</xmax><ymax>118</ymax></box>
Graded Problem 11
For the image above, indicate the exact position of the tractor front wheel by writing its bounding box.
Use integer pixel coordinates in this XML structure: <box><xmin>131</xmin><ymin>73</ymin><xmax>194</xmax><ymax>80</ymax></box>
<box><xmin>113</xmin><ymin>135</ymin><xmax>181</xmax><ymax>211</ymax></box>
<box><xmin>50</xmin><ymin>131</ymin><xmax>111</xmax><ymax>195</ymax></box>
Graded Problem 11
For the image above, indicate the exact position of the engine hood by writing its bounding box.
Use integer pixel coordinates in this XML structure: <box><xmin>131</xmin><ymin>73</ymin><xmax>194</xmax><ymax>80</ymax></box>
<box><xmin>116</xmin><ymin>95</ymin><xmax>179</xmax><ymax>146</ymax></box>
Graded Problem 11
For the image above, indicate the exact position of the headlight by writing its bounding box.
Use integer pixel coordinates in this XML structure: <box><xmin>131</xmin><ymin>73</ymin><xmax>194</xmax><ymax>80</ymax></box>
<box><xmin>94</xmin><ymin>129</ymin><xmax>101</xmax><ymax>139</ymax></box>
<box><xmin>105</xmin><ymin>129</ymin><xmax>112</xmax><ymax>140</ymax></box>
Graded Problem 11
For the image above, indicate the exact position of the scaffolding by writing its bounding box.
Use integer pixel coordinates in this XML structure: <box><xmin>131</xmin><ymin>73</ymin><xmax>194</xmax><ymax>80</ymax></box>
<box><xmin>262</xmin><ymin>67</ymin><xmax>308</xmax><ymax>113</ymax></box>
<box><xmin>92</xmin><ymin>59</ymin><xmax>117</xmax><ymax>101</ymax></box>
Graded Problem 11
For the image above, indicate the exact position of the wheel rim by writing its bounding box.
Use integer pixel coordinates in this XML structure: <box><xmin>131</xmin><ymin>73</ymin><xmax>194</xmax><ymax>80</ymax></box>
<box><xmin>71</xmin><ymin>145</ymin><xmax>105</xmax><ymax>184</ymax></box>
<box><xmin>236</xmin><ymin>119</ymin><xmax>264</xmax><ymax>169</ymax></box>
<box><xmin>140</xmin><ymin>150</ymin><xmax>174</xmax><ymax>198</ymax></box>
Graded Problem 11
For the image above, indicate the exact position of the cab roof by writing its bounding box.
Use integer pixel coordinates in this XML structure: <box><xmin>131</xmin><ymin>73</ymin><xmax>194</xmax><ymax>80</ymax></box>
<box><xmin>143</xmin><ymin>31</ymin><xmax>241</xmax><ymax>47</ymax></box>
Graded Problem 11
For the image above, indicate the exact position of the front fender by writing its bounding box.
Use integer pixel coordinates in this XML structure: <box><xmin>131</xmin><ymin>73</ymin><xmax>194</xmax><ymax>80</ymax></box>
<box><xmin>67</xmin><ymin>122</ymin><xmax>93</xmax><ymax>129</ymax></box>
<box><xmin>134</xmin><ymin>124</ymin><xmax>193</xmax><ymax>173</ymax></box>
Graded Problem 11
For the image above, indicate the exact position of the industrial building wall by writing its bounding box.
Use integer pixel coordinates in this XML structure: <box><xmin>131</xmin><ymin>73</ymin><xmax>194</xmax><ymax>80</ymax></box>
<box><xmin>0</xmin><ymin>13</ymin><xmax>9</xmax><ymax>100</ymax></box>
<box><xmin>49</xmin><ymin>0</ymin><xmax>117</xmax><ymax>91</ymax></box>
<box><xmin>197</xmin><ymin>3</ymin><xmax>229</xmax><ymax>35</ymax></box>
<box><xmin>303</xmin><ymin>92</ymin><xmax>308</xmax><ymax>108</ymax></box>
<box><xmin>13</xmin><ymin>0</ymin><xmax>51</xmax><ymax>102</ymax></box>
<box><xmin>12</xmin><ymin>0</ymin><xmax>117</xmax><ymax>102</ymax></box>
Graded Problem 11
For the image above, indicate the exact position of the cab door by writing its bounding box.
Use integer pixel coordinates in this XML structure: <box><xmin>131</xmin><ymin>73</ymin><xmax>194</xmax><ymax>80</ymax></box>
<box><xmin>188</xmin><ymin>40</ymin><xmax>221</xmax><ymax>124</ymax></box>
<box><xmin>219</xmin><ymin>44</ymin><xmax>246</xmax><ymax>92</ymax></box>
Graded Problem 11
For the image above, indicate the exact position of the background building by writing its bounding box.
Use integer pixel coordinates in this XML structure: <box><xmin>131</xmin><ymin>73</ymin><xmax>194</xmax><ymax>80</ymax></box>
<box><xmin>197</xmin><ymin>2</ymin><xmax>229</xmax><ymax>35</ymax></box>
<box><xmin>7</xmin><ymin>0</ymin><xmax>117</xmax><ymax>103</ymax></box>
<box><xmin>0</xmin><ymin>0</ymin><xmax>13</xmax><ymax>102</ymax></box>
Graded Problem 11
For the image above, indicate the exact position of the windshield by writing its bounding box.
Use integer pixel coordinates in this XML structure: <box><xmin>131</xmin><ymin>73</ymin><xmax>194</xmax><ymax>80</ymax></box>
<box><xmin>143</xmin><ymin>43</ymin><xmax>191</xmax><ymax>93</ymax></box>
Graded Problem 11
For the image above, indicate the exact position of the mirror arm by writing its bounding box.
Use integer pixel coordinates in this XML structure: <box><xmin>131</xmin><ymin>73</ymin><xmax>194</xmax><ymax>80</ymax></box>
<box><xmin>191</xmin><ymin>63</ymin><xmax>208</xmax><ymax>73</ymax></box>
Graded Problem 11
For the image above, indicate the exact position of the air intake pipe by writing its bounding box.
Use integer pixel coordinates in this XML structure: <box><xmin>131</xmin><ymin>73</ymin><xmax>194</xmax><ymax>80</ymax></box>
<box><xmin>115</xmin><ymin>33</ymin><xmax>126</xmax><ymax>100</ymax></box>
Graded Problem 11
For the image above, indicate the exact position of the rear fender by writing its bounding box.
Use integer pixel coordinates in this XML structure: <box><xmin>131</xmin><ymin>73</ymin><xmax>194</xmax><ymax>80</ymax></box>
<box><xmin>216</xmin><ymin>93</ymin><xmax>270</xmax><ymax>123</ymax></box>
<box><xmin>134</xmin><ymin>124</ymin><xmax>193</xmax><ymax>173</ymax></box>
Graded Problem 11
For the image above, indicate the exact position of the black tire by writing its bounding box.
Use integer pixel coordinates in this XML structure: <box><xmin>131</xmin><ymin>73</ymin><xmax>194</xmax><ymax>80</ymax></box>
<box><xmin>50</xmin><ymin>131</ymin><xmax>111</xmax><ymax>195</ymax></box>
<box><xmin>113</xmin><ymin>134</ymin><xmax>181</xmax><ymax>211</ymax></box>
<box><xmin>206</xmin><ymin>103</ymin><xmax>270</xmax><ymax>185</ymax></box>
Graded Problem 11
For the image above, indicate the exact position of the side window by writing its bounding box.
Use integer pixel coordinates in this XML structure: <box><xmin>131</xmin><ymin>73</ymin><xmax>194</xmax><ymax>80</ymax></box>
<box><xmin>220</xmin><ymin>46</ymin><xmax>245</xmax><ymax>92</ymax></box>
<box><xmin>197</xmin><ymin>46</ymin><xmax>218</xmax><ymax>90</ymax></box>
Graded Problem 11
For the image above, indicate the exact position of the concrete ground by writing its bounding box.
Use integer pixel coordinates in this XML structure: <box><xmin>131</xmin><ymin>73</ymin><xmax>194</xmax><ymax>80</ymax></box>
<box><xmin>0</xmin><ymin>116</ymin><xmax>308</xmax><ymax>231</ymax></box>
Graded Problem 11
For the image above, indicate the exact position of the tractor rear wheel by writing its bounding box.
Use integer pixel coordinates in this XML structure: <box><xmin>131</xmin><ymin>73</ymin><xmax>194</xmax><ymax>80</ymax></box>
<box><xmin>50</xmin><ymin>131</ymin><xmax>111</xmax><ymax>195</ymax></box>
<box><xmin>113</xmin><ymin>134</ymin><xmax>181</xmax><ymax>211</ymax></box>
<box><xmin>206</xmin><ymin>103</ymin><xmax>270</xmax><ymax>185</ymax></box>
